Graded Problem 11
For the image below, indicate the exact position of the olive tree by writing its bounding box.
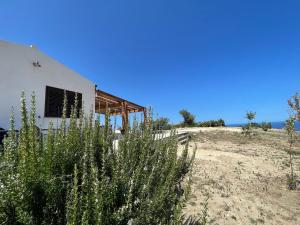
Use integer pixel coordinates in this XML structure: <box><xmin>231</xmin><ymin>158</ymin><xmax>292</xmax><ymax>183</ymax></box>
<box><xmin>179</xmin><ymin>109</ymin><xmax>196</xmax><ymax>127</ymax></box>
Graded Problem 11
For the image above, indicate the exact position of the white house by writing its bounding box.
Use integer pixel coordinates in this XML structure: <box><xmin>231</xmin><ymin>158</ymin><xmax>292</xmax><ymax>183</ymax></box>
<box><xmin>0</xmin><ymin>40</ymin><xmax>146</xmax><ymax>137</ymax></box>
<box><xmin>0</xmin><ymin>40</ymin><xmax>95</xmax><ymax>130</ymax></box>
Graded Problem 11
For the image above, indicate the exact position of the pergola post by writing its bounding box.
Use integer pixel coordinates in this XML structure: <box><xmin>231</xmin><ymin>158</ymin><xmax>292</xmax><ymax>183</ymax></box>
<box><xmin>143</xmin><ymin>108</ymin><xmax>147</xmax><ymax>127</ymax></box>
<box><xmin>121</xmin><ymin>101</ymin><xmax>128</xmax><ymax>131</ymax></box>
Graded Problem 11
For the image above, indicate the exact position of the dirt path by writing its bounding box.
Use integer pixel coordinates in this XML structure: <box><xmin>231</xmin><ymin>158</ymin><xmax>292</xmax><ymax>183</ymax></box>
<box><xmin>181</xmin><ymin>128</ymin><xmax>300</xmax><ymax>225</ymax></box>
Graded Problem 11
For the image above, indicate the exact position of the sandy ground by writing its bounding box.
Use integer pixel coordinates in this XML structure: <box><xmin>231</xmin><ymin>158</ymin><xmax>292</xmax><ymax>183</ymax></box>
<box><xmin>180</xmin><ymin>127</ymin><xmax>300</xmax><ymax>225</ymax></box>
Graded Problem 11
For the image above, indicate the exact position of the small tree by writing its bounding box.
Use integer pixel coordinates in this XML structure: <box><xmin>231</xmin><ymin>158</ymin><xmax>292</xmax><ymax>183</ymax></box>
<box><xmin>285</xmin><ymin>92</ymin><xmax>300</xmax><ymax>190</ymax></box>
<box><xmin>288</xmin><ymin>93</ymin><xmax>300</xmax><ymax>120</ymax></box>
<box><xmin>246</xmin><ymin>111</ymin><xmax>256</xmax><ymax>125</ymax></box>
<box><xmin>285</xmin><ymin>117</ymin><xmax>298</xmax><ymax>190</ymax></box>
<box><xmin>218</xmin><ymin>119</ymin><xmax>225</xmax><ymax>127</ymax></box>
<box><xmin>242</xmin><ymin>111</ymin><xmax>256</xmax><ymax>136</ymax></box>
<box><xmin>179</xmin><ymin>109</ymin><xmax>195</xmax><ymax>127</ymax></box>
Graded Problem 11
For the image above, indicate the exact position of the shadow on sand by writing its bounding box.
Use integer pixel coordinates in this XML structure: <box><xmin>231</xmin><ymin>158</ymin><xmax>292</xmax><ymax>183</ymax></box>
<box><xmin>182</xmin><ymin>216</ymin><xmax>201</xmax><ymax>225</ymax></box>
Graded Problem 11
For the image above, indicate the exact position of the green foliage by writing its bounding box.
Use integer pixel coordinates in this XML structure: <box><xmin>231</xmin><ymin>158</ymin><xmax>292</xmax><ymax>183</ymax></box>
<box><xmin>179</xmin><ymin>110</ymin><xmax>196</xmax><ymax>127</ymax></box>
<box><xmin>242</xmin><ymin>111</ymin><xmax>256</xmax><ymax>137</ymax></box>
<box><xmin>153</xmin><ymin>117</ymin><xmax>172</xmax><ymax>130</ymax></box>
<box><xmin>246</xmin><ymin>111</ymin><xmax>256</xmax><ymax>122</ymax></box>
<box><xmin>198</xmin><ymin>119</ymin><xmax>225</xmax><ymax>127</ymax></box>
<box><xmin>261</xmin><ymin>122</ymin><xmax>272</xmax><ymax>131</ymax></box>
<box><xmin>242</xmin><ymin>122</ymin><xmax>272</xmax><ymax>132</ymax></box>
<box><xmin>285</xmin><ymin>117</ymin><xmax>298</xmax><ymax>190</ymax></box>
<box><xmin>0</xmin><ymin>93</ymin><xmax>195</xmax><ymax>225</ymax></box>
<box><xmin>286</xmin><ymin>116</ymin><xmax>297</xmax><ymax>147</ymax></box>
<box><xmin>288</xmin><ymin>92</ymin><xmax>300</xmax><ymax>121</ymax></box>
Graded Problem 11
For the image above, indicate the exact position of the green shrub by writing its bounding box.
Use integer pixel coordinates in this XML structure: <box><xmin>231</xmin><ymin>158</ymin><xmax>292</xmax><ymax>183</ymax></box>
<box><xmin>198</xmin><ymin>119</ymin><xmax>225</xmax><ymax>127</ymax></box>
<box><xmin>0</xmin><ymin>92</ymin><xmax>195</xmax><ymax>225</ymax></box>
<box><xmin>241</xmin><ymin>122</ymin><xmax>271</xmax><ymax>132</ymax></box>
<box><xmin>153</xmin><ymin>117</ymin><xmax>172</xmax><ymax>130</ymax></box>
<box><xmin>261</xmin><ymin>122</ymin><xmax>272</xmax><ymax>131</ymax></box>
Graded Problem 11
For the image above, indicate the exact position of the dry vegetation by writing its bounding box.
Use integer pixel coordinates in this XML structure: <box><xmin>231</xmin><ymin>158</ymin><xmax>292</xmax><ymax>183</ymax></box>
<box><xmin>180</xmin><ymin>127</ymin><xmax>300</xmax><ymax>225</ymax></box>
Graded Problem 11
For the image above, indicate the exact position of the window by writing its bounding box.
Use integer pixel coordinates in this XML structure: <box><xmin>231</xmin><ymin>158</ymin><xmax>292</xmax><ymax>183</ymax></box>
<box><xmin>44</xmin><ymin>86</ymin><xmax>82</xmax><ymax>118</ymax></box>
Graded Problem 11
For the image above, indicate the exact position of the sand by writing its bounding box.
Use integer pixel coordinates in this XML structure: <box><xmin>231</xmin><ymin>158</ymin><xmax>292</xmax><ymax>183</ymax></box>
<box><xmin>180</xmin><ymin>127</ymin><xmax>300</xmax><ymax>225</ymax></box>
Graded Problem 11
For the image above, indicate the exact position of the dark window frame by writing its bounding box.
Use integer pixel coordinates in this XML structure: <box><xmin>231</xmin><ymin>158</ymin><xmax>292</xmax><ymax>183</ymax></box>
<box><xmin>44</xmin><ymin>86</ymin><xmax>82</xmax><ymax>118</ymax></box>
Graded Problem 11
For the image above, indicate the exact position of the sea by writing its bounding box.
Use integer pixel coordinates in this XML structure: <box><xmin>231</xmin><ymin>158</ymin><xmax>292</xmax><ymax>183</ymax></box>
<box><xmin>227</xmin><ymin>121</ymin><xmax>300</xmax><ymax>131</ymax></box>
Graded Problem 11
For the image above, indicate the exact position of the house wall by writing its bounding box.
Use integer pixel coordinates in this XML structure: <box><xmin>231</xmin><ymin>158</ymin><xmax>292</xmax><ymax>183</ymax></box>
<box><xmin>0</xmin><ymin>40</ymin><xmax>95</xmax><ymax>130</ymax></box>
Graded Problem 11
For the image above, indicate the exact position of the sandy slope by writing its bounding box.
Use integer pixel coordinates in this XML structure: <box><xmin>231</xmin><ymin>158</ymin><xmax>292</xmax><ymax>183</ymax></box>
<box><xmin>180</xmin><ymin>127</ymin><xmax>300</xmax><ymax>225</ymax></box>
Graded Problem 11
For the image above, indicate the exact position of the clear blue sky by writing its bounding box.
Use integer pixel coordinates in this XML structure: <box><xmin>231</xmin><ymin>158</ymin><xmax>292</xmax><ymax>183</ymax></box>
<box><xmin>1</xmin><ymin>0</ymin><xmax>300</xmax><ymax>124</ymax></box>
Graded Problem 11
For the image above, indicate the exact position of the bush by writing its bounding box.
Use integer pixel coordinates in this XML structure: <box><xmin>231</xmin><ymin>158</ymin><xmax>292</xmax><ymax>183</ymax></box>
<box><xmin>153</xmin><ymin>117</ymin><xmax>172</xmax><ymax>130</ymax></box>
<box><xmin>241</xmin><ymin>122</ymin><xmax>271</xmax><ymax>132</ymax></box>
<box><xmin>179</xmin><ymin>110</ymin><xmax>196</xmax><ymax>127</ymax></box>
<box><xmin>0</xmin><ymin>92</ymin><xmax>195</xmax><ymax>225</ymax></box>
<box><xmin>198</xmin><ymin>119</ymin><xmax>225</xmax><ymax>127</ymax></box>
<box><xmin>261</xmin><ymin>122</ymin><xmax>272</xmax><ymax>131</ymax></box>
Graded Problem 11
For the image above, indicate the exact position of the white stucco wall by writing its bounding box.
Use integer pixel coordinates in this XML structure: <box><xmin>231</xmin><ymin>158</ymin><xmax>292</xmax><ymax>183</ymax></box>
<box><xmin>0</xmin><ymin>40</ymin><xmax>95</xmax><ymax>130</ymax></box>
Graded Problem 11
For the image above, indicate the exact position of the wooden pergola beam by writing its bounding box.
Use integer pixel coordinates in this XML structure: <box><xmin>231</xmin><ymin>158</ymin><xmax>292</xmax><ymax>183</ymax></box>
<box><xmin>95</xmin><ymin>89</ymin><xmax>146</xmax><ymax>131</ymax></box>
<box><xmin>95</xmin><ymin>102</ymin><xmax>122</xmax><ymax>113</ymax></box>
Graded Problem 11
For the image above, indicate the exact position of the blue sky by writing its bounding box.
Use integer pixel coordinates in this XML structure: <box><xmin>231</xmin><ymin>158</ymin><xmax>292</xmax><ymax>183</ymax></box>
<box><xmin>1</xmin><ymin>0</ymin><xmax>300</xmax><ymax>124</ymax></box>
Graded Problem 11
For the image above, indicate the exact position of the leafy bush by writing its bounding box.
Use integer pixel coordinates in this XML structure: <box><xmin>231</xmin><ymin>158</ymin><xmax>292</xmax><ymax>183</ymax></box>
<box><xmin>198</xmin><ymin>119</ymin><xmax>225</xmax><ymax>127</ymax></box>
<box><xmin>179</xmin><ymin>110</ymin><xmax>196</xmax><ymax>127</ymax></box>
<box><xmin>241</xmin><ymin>122</ymin><xmax>271</xmax><ymax>132</ymax></box>
<box><xmin>261</xmin><ymin>122</ymin><xmax>272</xmax><ymax>131</ymax></box>
<box><xmin>0</xmin><ymin>92</ymin><xmax>195</xmax><ymax>225</ymax></box>
<box><xmin>153</xmin><ymin>117</ymin><xmax>172</xmax><ymax>130</ymax></box>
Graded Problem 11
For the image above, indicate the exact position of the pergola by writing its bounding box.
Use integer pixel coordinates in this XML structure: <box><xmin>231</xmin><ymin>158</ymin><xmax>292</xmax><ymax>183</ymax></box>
<box><xmin>95</xmin><ymin>89</ymin><xmax>146</xmax><ymax>131</ymax></box>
